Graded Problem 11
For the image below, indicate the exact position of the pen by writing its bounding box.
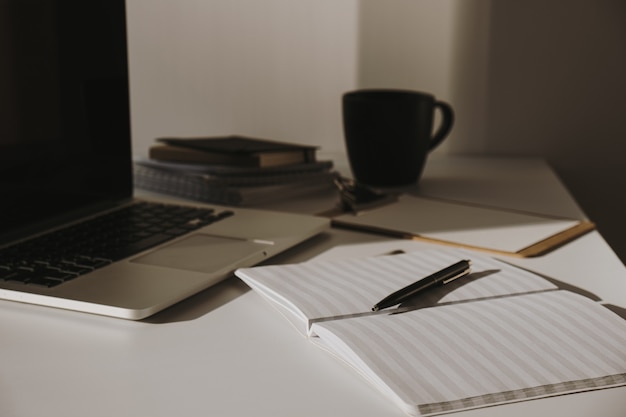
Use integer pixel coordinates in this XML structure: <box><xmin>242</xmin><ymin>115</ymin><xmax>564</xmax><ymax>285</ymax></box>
<box><xmin>372</xmin><ymin>259</ymin><xmax>472</xmax><ymax>311</ymax></box>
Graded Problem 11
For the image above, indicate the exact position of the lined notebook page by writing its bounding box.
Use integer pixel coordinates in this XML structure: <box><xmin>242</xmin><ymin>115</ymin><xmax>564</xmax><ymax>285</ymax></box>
<box><xmin>235</xmin><ymin>249</ymin><xmax>556</xmax><ymax>335</ymax></box>
<box><xmin>311</xmin><ymin>291</ymin><xmax>626</xmax><ymax>416</ymax></box>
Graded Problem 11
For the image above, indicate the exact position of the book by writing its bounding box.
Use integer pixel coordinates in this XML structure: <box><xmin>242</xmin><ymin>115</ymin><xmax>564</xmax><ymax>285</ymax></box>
<box><xmin>235</xmin><ymin>248</ymin><xmax>626</xmax><ymax>416</ymax></box>
<box><xmin>331</xmin><ymin>195</ymin><xmax>595</xmax><ymax>257</ymax></box>
<box><xmin>149</xmin><ymin>135</ymin><xmax>318</xmax><ymax>167</ymax></box>
<box><xmin>133</xmin><ymin>162</ymin><xmax>336</xmax><ymax>206</ymax></box>
<box><xmin>134</xmin><ymin>157</ymin><xmax>334</xmax><ymax>181</ymax></box>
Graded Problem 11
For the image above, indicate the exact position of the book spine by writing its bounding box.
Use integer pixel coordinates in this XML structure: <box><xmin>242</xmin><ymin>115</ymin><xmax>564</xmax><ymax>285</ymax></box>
<box><xmin>134</xmin><ymin>157</ymin><xmax>334</xmax><ymax>176</ymax></box>
<box><xmin>134</xmin><ymin>164</ymin><xmax>337</xmax><ymax>206</ymax></box>
<box><xmin>133</xmin><ymin>165</ymin><xmax>243</xmax><ymax>205</ymax></box>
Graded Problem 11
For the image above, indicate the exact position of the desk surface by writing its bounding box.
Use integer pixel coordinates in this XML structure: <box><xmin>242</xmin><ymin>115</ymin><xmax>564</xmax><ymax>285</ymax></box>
<box><xmin>2</xmin><ymin>155</ymin><xmax>625</xmax><ymax>417</ymax></box>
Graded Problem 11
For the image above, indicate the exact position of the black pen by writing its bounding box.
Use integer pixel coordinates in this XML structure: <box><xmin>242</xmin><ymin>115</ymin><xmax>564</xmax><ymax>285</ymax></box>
<box><xmin>372</xmin><ymin>259</ymin><xmax>472</xmax><ymax>311</ymax></box>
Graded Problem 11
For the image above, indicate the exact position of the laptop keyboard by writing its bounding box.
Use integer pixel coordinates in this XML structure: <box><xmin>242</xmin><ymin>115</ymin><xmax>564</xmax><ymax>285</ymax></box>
<box><xmin>0</xmin><ymin>201</ymin><xmax>234</xmax><ymax>288</ymax></box>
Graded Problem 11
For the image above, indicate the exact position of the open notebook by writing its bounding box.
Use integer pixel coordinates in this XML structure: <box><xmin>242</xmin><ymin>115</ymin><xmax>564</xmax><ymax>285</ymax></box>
<box><xmin>235</xmin><ymin>249</ymin><xmax>626</xmax><ymax>416</ymax></box>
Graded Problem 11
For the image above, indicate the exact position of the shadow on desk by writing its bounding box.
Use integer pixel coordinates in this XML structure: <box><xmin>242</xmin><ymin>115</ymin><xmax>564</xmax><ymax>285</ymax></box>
<box><xmin>143</xmin><ymin>276</ymin><xmax>250</xmax><ymax>324</ymax></box>
<box><xmin>143</xmin><ymin>232</ymin><xmax>335</xmax><ymax>324</ymax></box>
<box><xmin>604</xmin><ymin>304</ymin><xmax>626</xmax><ymax>320</ymax></box>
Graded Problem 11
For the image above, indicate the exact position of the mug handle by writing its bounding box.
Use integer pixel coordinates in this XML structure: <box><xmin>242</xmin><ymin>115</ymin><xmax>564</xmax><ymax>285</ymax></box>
<box><xmin>429</xmin><ymin>101</ymin><xmax>454</xmax><ymax>150</ymax></box>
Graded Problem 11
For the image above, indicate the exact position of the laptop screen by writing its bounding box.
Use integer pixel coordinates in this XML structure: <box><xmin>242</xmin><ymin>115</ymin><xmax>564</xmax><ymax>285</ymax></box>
<box><xmin>0</xmin><ymin>0</ymin><xmax>132</xmax><ymax>244</ymax></box>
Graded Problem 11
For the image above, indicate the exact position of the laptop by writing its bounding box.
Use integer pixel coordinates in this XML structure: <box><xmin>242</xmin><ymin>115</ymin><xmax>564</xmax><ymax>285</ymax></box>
<box><xmin>0</xmin><ymin>0</ymin><xmax>329</xmax><ymax>320</ymax></box>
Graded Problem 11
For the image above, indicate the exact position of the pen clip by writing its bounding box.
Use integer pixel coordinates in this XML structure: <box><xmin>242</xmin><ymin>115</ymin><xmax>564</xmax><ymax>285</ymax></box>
<box><xmin>442</xmin><ymin>267</ymin><xmax>471</xmax><ymax>284</ymax></box>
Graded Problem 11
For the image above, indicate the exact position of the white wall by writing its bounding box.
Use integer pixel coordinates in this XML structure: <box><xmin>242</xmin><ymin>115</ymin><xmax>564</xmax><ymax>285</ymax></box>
<box><xmin>126</xmin><ymin>0</ymin><xmax>359</xmax><ymax>157</ymax></box>
<box><xmin>477</xmin><ymin>0</ymin><xmax>626</xmax><ymax>259</ymax></box>
<box><xmin>355</xmin><ymin>0</ymin><xmax>492</xmax><ymax>155</ymax></box>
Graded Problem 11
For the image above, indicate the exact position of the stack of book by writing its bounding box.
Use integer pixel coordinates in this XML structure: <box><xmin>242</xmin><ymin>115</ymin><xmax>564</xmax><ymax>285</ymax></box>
<box><xmin>134</xmin><ymin>135</ymin><xmax>337</xmax><ymax>206</ymax></box>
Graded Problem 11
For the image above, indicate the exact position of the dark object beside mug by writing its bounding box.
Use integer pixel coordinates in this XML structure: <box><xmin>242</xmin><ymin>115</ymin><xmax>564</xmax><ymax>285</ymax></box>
<box><xmin>342</xmin><ymin>89</ymin><xmax>454</xmax><ymax>187</ymax></box>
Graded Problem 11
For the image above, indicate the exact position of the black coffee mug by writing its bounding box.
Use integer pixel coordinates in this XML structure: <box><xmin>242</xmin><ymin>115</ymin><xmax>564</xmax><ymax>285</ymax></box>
<box><xmin>342</xmin><ymin>89</ymin><xmax>454</xmax><ymax>187</ymax></box>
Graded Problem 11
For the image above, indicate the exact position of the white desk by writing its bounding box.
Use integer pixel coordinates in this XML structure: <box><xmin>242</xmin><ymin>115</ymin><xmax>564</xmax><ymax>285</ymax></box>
<box><xmin>2</xmin><ymin>155</ymin><xmax>625</xmax><ymax>417</ymax></box>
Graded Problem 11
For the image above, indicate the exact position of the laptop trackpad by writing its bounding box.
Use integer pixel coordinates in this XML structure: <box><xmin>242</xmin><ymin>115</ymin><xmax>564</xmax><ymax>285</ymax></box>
<box><xmin>132</xmin><ymin>234</ymin><xmax>272</xmax><ymax>273</ymax></box>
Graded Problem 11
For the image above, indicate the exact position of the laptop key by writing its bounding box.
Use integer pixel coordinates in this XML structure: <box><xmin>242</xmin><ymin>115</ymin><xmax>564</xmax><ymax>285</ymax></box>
<box><xmin>102</xmin><ymin>233</ymin><xmax>176</xmax><ymax>261</ymax></box>
<box><xmin>42</xmin><ymin>268</ymin><xmax>79</xmax><ymax>281</ymax></box>
<box><xmin>28</xmin><ymin>277</ymin><xmax>65</xmax><ymax>288</ymax></box>
<box><xmin>2</xmin><ymin>268</ymin><xmax>31</xmax><ymax>283</ymax></box>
